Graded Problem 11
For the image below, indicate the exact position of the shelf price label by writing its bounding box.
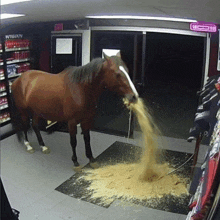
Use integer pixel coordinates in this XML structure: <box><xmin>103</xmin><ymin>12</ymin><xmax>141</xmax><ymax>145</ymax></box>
<box><xmin>190</xmin><ymin>21</ymin><xmax>217</xmax><ymax>33</ymax></box>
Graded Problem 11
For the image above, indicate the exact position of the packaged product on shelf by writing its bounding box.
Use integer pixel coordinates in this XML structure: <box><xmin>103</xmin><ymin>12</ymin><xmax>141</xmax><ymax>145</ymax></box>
<box><xmin>2</xmin><ymin>97</ymin><xmax>8</xmax><ymax>105</ymax></box>
<box><xmin>0</xmin><ymin>97</ymin><xmax>6</xmax><ymax>105</ymax></box>
<box><xmin>0</xmin><ymin>69</ymin><xmax>4</xmax><ymax>77</ymax></box>
<box><xmin>5</xmin><ymin>39</ymin><xmax>31</xmax><ymax>49</ymax></box>
<box><xmin>0</xmin><ymin>82</ymin><xmax>6</xmax><ymax>91</ymax></box>
<box><xmin>0</xmin><ymin>114</ymin><xmax>3</xmax><ymax>123</ymax></box>
<box><xmin>4</xmin><ymin>112</ymin><xmax>9</xmax><ymax>121</ymax></box>
<box><xmin>5</xmin><ymin>40</ymin><xmax>14</xmax><ymax>49</ymax></box>
<box><xmin>7</xmin><ymin>64</ymin><xmax>17</xmax><ymax>77</ymax></box>
<box><xmin>12</xmin><ymin>51</ymin><xmax>30</xmax><ymax>60</ymax></box>
<box><xmin>17</xmin><ymin>63</ymin><xmax>30</xmax><ymax>73</ymax></box>
<box><xmin>13</xmin><ymin>52</ymin><xmax>19</xmax><ymax>60</ymax></box>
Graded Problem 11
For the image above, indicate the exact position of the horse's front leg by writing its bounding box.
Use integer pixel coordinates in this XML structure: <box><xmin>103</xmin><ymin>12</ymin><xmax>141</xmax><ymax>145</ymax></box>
<box><xmin>81</xmin><ymin>121</ymin><xmax>99</xmax><ymax>169</ymax></box>
<box><xmin>82</xmin><ymin>130</ymin><xmax>95</xmax><ymax>163</ymax></box>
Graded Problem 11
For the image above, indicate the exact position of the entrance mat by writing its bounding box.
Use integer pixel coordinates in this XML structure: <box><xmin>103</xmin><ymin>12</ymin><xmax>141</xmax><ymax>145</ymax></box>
<box><xmin>56</xmin><ymin>141</ymin><xmax>192</xmax><ymax>214</ymax></box>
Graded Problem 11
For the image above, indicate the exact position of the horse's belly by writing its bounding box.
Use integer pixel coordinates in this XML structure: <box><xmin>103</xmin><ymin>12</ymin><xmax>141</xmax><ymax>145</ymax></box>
<box><xmin>37</xmin><ymin>111</ymin><xmax>65</xmax><ymax>122</ymax></box>
<box><xmin>27</xmin><ymin>93</ymin><xmax>64</xmax><ymax>120</ymax></box>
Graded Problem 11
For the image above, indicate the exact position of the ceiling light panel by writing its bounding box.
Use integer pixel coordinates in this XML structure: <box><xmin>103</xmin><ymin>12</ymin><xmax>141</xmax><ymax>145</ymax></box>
<box><xmin>1</xmin><ymin>0</ymin><xmax>31</xmax><ymax>6</ymax></box>
<box><xmin>86</xmin><ymin>15</ymin><xmax>197</xmax><ymax>23</ymax></box>
<box><xmin>1</xmin><ymin>13</ymin><xmax>25</xmax><ymax>19</ymax></box>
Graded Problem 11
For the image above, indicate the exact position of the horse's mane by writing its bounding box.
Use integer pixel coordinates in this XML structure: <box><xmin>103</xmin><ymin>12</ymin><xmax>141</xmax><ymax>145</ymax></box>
<box><xmin>62</xmin><ymin>58</ymin><xmax>104</xmax><ymax>84</ymax></box>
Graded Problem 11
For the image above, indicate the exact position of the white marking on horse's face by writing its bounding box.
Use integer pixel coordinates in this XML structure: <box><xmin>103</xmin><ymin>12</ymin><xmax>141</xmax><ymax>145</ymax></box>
<box><xmin>119</xmin><ymin>66</ymin><xmax>139</xmax><ymax>97</ymax></box>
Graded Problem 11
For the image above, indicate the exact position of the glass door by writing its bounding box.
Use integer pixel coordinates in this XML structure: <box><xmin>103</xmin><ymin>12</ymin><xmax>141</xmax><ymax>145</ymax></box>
<box><xmin>91</xmin><ymin>31</ymin><xmax>142</xmax><ymax>137</ymax></box>
<box><xmin>48</xmin><ymin>34</ymin><xmax>82</xmax><ymax>132</ymax></box>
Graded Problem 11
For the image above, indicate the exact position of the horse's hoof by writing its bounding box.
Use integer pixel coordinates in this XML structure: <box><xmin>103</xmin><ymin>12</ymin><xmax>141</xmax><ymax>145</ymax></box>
<box><xmin>41</xmin><ymin>146</ymin><xmax>51</xmax><ymax>154</ymax></box>
<box><xmin>27</xmin><ymin>148</ymin><xmax>35</xmax><ymax>154</ymax></box>
<box><xmin>90</xmin><ymin>162</ymin><xmax>99</xmax><ymax>169</ymax></box>
<box><xmin>73</xmin><ymin>166</ymin><xmax>82</xmax><ymax>172</ymax></box>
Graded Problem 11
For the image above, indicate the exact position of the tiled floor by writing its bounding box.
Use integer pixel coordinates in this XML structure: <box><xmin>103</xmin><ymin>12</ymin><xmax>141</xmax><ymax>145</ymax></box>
<box><xmin>1</xmin><ymin>129</ymin><xmax>208</xmax><ymax>220</ymax></box>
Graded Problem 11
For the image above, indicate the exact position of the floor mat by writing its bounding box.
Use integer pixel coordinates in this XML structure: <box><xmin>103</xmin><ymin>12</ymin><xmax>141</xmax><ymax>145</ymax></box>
<box><xmin>56</xmin><ymin>141</ymin><xmax>192</xmax><ymax>214</ymax></box>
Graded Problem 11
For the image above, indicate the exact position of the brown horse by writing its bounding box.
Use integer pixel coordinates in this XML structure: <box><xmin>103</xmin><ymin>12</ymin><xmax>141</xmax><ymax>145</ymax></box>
<box><xmin>11</xmin><ymin>52</ymin><xmax>138</xmax><ymax>168</ymax></box>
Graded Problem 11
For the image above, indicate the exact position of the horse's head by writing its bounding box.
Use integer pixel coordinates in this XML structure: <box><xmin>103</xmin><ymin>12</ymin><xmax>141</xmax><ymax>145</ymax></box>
<box><xmin>102</xmin><ymin>52</ymin><xmax>139</xmax><ymax>104</ymax></box>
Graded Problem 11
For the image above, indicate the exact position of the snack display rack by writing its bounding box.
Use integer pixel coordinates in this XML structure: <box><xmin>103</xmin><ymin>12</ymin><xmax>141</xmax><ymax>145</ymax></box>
<box><xmin>0</xmin><ymin>34</ymin><xmax>31</xmax><ymax>128</ymax></box>
<box><xmin>186</xmin><ymin>75</ymin><xmax>220</xmax><ymax>220</ymax></box>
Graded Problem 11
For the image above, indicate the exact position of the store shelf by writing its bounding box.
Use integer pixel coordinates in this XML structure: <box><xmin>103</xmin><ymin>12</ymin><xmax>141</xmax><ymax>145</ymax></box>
<box><xmin>7</xmin><ymin>58</ymin><xmax>30</xmax><ymax>64</ymax></box>
<box><xmin>5</xmin><ymin>47</ymin><xmax>30</xmax><ymax>52</ymax></box>
<box><xmin>0</xmin><ymin>35</ymin><xmax>31</xmax><ymax>137</ymax></box>
<box><xmin>0</xmin><ymin>118</ymin><xmax>11</xmax><ymax>125</ymax></box>
<box><xmin>0</xmin><ymin>122</ymin><xmax>16</xmax><ymax>140</ymax></box>
<box><xmin>8</xmin><ymin>73</ymin><xmax>21</xmax><ymax>79</ymax></box>
<box><xmin>0</xmin><ymin>92</ymin><xmax>7</xmax><ymax>97</ymax></box>
<box><xmin>0</xmin><ymin>104</ymin><xmax>8</xmax><ymax>110</ymax></box>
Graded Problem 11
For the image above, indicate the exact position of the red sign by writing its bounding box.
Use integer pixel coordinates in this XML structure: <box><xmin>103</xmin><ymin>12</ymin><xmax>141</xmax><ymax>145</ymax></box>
<box><xmin>54</xmin><ymin>23</ymin><xmax>63</xmax><ymax>31</ymax></box>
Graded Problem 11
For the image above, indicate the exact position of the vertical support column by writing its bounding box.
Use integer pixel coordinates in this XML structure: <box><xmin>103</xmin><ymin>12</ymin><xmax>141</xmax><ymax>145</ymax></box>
<box><xmin>74</xmin><ymin>39</ymin><xmax>78</xmax><ymax>65</ymax></box>
<box><xmin>141</xmin><ymin>31</ymin><xmax>147</xmax><ymax>87</ymax></box>
<box><xmin>50</xmin><ymin>35</ymin><xmax>53</xmax><ymax>72</ymax></box>
<box><xmin>129</xmin><ymin>33</ymin><xmax>139</xmax><ymax>139</ymax></box>
<box><xmin>132</xmin><ymin>34</ymin><xmax>138</xmax><ymax>84</ymax></box>
<box><xmin>202</xmin><ymin>33</ymin><xmax>211</xmax><ymax>87</ymax></box>
<box><xmin>82</xmin><ymin>29</ymin><xmax>91</xmax><ymax>65</ymax></box>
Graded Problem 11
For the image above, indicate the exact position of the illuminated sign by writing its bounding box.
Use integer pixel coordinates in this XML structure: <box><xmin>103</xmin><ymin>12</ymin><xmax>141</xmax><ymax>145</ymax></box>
<box><xmin>54</xmin><ymin>23</ymin><xmax>63</xmax><ymax>31</ymax></box>
<box><xmin>190</xmin><ymin>21</ymin><xmax>217</xmax><ymax>33</ymax></box>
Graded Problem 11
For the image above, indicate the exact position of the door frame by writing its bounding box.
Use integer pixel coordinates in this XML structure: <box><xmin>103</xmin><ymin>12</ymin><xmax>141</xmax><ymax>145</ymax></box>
<box><xmin>51</xmin><ymin>29</ymin><xmax>91</xmax><ymax>66</ymax></box>
<box><xmin>91</xmin><ymin>26</ymin><xmax>209</xmax><ymax>86</ymax></box>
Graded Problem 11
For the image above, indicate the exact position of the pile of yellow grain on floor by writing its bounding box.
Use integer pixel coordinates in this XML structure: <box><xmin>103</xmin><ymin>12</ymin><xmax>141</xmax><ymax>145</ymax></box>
<box><xmin>80</xmin><ymin>98</ymin><xmax>189</xmax><ymax>205</ymax></box>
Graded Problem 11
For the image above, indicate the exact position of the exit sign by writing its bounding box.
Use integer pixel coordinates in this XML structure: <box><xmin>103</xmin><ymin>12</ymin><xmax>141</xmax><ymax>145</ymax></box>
<box><xmin>190</xmin><ymin>21</ymin><xmax>217</xmax><ymax>33</ymax></box>
<box><xmin>54</xmin><ymin>23</ymin><xmax>63</xmax><ymax>31</ymax></box>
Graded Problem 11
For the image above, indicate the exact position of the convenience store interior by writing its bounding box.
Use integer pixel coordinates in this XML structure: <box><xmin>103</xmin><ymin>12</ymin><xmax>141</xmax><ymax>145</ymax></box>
<box><xmin>1</xmin><ymin>1</ymin><xmax>220</xmax><ymax>220</ymax></box>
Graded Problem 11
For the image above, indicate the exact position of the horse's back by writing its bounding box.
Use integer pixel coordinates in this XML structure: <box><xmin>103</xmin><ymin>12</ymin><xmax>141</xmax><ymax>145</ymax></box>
<box><xmin>12</xmin><ymin>70</ymin><xmax>51</xmax><ymax>105</ymax></box>
<box><xmin>11</xmin><ymin>70</ymin><xmax>66</xmax><ymax>120</ymax></box>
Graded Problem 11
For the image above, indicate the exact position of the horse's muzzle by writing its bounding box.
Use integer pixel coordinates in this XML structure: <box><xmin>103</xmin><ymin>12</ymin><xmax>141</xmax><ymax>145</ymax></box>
<box><xmin>125</xmin><ymin>94</ymin><xmax>138</xmax><ymax>103</ymax></box>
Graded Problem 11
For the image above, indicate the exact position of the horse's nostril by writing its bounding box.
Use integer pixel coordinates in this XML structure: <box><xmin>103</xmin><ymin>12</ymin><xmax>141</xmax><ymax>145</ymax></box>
<box><xmin>125</xmin><ymin>94</ymin><xmax>138</xmax><ymax>103</ymax></box>
<box><xmin>133</xmin><ymin>95</ymin><xmax>138</xmax><ymax>102</ymax></box>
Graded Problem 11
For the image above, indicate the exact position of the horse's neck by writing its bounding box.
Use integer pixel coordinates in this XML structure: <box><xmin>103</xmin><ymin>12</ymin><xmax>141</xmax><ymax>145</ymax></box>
<box><xmin>84</xmin><ymin>73</ymin><xmax>105</xmax><ymax>104</ymax></box>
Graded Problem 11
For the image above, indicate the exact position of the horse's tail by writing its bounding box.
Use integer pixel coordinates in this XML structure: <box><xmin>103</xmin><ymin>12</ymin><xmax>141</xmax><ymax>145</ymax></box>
<box><xmin>10</xmin><ymin>92</ymin><xmax>31</xmax><ymax>142</ymax></box>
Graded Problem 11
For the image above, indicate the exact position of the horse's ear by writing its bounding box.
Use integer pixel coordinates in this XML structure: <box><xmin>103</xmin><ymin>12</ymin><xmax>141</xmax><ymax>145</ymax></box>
<box><xmin>116</xmin><ymin>51</ymin><xmax>121</xmax><ymax>58</ymax></box>
<box><xmin>103</xmin><ymin>52</ymin><xmax>110</xmax><ymax>61</ymax></box>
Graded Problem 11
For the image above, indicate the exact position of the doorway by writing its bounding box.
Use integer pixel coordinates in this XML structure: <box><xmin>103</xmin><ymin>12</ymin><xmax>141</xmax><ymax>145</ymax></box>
<box><xmin>48</xmin><ymin>34</ymin><xmax>82</xmax><ymax>132</ymax></box>
<box><xmin>91</xmin><ymin>31</ymin><xmax>142</xmax><ymax>137</ymax></box>
<box><xmin>91</xmin><ymin>30</ymin><xmax>205</xmax><ymax>139</ymax></box>
<box><xmin>51</xmin><ymin>34</ymin><xmax>82</xmax><ymax>73</ymax></box>
<box><xmin>141</xmin><ymin>33</ymin><xmax>205</xmax><ymax>139</ymax></box>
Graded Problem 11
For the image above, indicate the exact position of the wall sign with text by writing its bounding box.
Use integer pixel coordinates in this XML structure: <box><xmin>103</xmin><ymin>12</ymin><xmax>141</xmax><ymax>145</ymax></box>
<box><xmin>190</xmin><ymin>21</ymin><xmax>217</xmax><ymax>33</ymax></box>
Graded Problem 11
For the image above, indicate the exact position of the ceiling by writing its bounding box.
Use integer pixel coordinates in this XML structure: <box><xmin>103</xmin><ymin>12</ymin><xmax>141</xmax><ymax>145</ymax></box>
<box><xmin>1</xmin><ymin>0</ymin><xmax>220</xmax><ymax>25</ymax></box>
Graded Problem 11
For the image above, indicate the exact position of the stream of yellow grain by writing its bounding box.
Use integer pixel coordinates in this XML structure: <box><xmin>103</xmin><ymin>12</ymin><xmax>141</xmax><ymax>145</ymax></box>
<box><xmin>80</xmin><ymin>98</ymin><xmax>189</xmax><ymax>204</ymax></box>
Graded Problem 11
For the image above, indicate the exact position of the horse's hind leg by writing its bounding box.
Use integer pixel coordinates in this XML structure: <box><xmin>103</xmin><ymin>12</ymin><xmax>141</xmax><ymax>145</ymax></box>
<box><xmin>21</xmin><ymin>114</ymin><xmax>35</xmax><ymax>153</ymax></box>
<box><xmin>32</xmin><ymin>116</ymin><xmax>50</xmax><ymax>154</ymax></box>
